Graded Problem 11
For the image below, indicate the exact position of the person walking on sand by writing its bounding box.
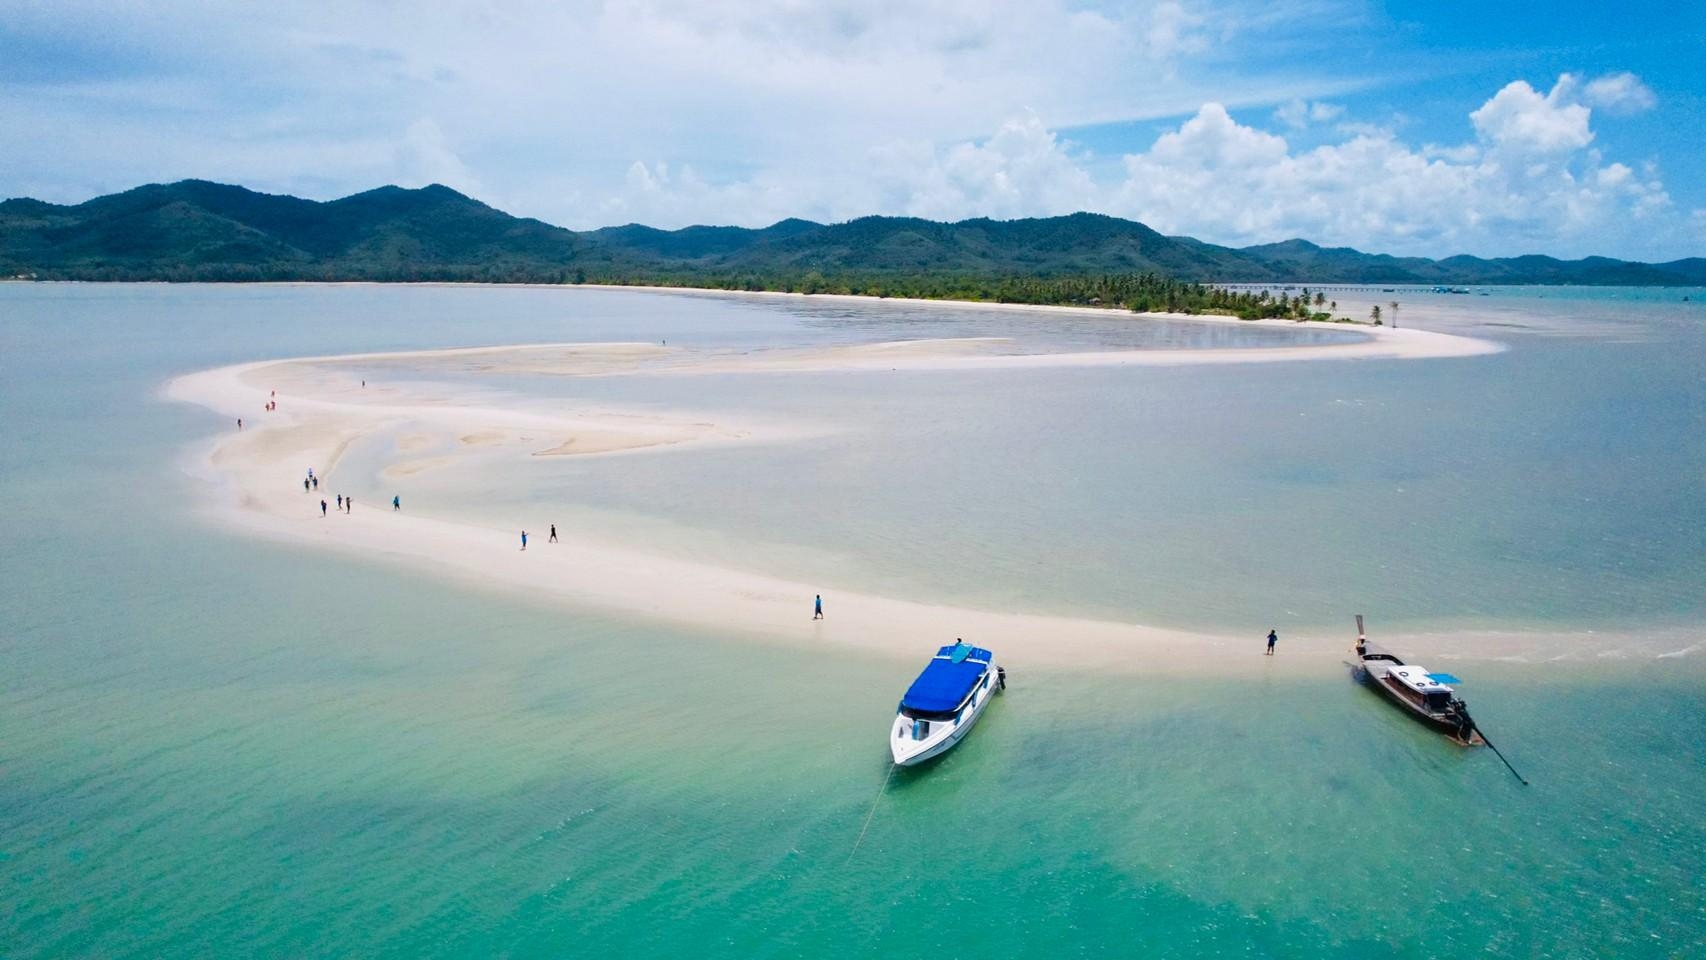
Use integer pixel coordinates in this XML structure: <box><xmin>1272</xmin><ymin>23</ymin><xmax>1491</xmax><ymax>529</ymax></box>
<box><xmin>813</xmin><ymin>594</ymin><xmax>824</xmax><ymax>620</ymax></box>
<box><xmin>548</xmin><ymin>524</ymin><xmax>557</xmax><ymax>543</ymax></box>
<box><xmin>346</xmin><ymin>496</ymin><xmax>352</xmax><ymax>514</ymax></box>
<box><xmin>321</xmin><ymin>499</ymin><xmax>327</xmax><ymax>518</ymax></box>
<box><xmin>303</xmin><ymin>478</ymin><xmax>311</xmax><ymax>493</ymax></box>
<box><xmin>237</xmin><ymin>418</ymin><xmax>243</xmax><ymax>431</ymax></box>
<box><xmin>1266</xmin><ymin>629</ymin><xmax>1278</xmax><ymax>656</ymax></box>
<box><xmin>521</xmin><ymin>530</ymin><xmax>528</xmax><ymax>551</ymax></box>
<box><xmin>392</xmin><ymin>495</ymin><xmax>400</xmax><ymax>512</ymax></box>
<box><xmin>337</xmin><ymin>494</ymin><xmax>343</xmax><ymax>510</ymax></box>
<box><xmin>312</xmin><ymin>476</ymin><xmax>318</xmax><ymax>490</ymax></box>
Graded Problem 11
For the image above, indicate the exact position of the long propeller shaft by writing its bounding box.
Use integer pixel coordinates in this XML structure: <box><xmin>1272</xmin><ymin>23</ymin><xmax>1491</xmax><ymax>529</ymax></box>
<box><xmin>1477</xmin><ymin>728</ymin><xmax>1528</xmax><ymax>785</ymax></box>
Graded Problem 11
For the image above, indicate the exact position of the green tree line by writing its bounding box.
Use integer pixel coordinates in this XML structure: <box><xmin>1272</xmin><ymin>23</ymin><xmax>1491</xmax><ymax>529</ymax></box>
<box><xmin>10</xmin><ymin>261</ymin><xmax>1367</xmax><ymax>322</ymax></box>
<box><xmin>583</xmin><ymin>270</ymin><xmax>1350</xmax><ymax>321</ymax></box>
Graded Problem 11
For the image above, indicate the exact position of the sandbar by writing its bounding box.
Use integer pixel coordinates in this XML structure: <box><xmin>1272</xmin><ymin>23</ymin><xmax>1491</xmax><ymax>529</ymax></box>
<box><xmin>163</xmin><ymin>316</ymin><xmax>1631</xmax><ymax>676</ymax></box>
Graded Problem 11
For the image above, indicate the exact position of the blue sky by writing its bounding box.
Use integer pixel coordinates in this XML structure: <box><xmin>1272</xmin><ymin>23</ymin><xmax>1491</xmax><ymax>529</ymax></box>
<box><xmin>2</xmin><ymin>1</ymin><xmax>1701</xmax><ymax>259</ymax></box>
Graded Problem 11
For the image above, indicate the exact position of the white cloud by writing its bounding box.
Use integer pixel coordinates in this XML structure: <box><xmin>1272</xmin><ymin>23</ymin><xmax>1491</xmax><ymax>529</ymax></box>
<box><xmin>596</xmin><ymin>113</ymin><xmax>1100</xmax><ymax>227</ymax></box>
<box><xmin>0</xmin><ymin>0</ymin><xmax>1369</xmax><ymax>217</ymax></box>
<box><xmin>396</xmin><ymin>117</ymin><xmax>480</xmax><ymax>195</ymax></box>
<box><xmin>606</xmin><ymin>73</ymin><xmax>1684</xmax><ymax>258</ymax></box>
<box><xmin>1107</xmin><ymin>78</ymin><xmax>1680</xmax><ymax>256</ymax></box>
<box><xmin>1470</xmin><ymin>77</ymin><xmax>1593</xmax><ymax>154</ymax></box>
<box><xmin>1421</xmin><ymin>143</ymin><xmax>1479</xmax><ymax>163</ymax></box>
<box><xmin>1144</xmin><ymin>1</ymin><xmax>1209</xmax><ymax>63</ymax></box>
<box><xmin>1583</xmin><ymin>71</ymin><xmax>1657</xmax><ymax>115</ymax></box>
<box><xmin>872</xmin><ymin>114</ymin><xmax>1100</xmax><ymax>220</ymax></box>
<box><xmin>0</xmin><ymin>3</ymin><xmax>1692</xmax><ymax>258</ymax></box>
<box><xmin>1274</xmin><ymin>99</ymin><xmax>1344</xmax><ymax>130</ymax></box>
<box><xmin>1147</xmin><ymin>103</ymin><xmax>1288</xmax><ymax>169</ymax></box>
<box><xmin>1110</xmin><ymin>81</ymin><xmax>1677</xmax><ymax>255</ymax></box>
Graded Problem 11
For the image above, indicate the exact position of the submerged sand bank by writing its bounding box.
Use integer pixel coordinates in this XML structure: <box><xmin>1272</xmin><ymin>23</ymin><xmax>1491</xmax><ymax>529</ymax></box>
<box><xmin>163</xmin><ymin>318</ymin><xmax>1650</xmax><ymax>676</ymax></box>
<box><xmin>271</xmin><ymin>311</ymin><xmax>1499</xmax><ymax>380</ymax></box>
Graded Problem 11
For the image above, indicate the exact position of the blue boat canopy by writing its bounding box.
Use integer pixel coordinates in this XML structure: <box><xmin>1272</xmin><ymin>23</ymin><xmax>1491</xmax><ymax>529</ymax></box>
<box><xmin>900</xmin><ymin>643</ymin><xmax>993</xmax><ymax>715</ymax></box>
<box><xmin>1426</xmin><ymin>672</ymin><xmax>1463</xmax><ymax>684</ymax></box>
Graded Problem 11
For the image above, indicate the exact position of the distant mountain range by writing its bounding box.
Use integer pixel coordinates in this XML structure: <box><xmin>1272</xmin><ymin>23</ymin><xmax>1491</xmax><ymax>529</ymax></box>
<box><xmin>3</xmin><ymin>180</ymin><xmax>1702</xmax><ymax>286</ymax></box>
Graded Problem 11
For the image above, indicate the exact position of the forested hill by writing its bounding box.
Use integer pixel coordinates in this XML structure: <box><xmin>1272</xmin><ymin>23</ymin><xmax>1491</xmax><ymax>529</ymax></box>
<box><xmin>3</xmin><ymin>180</ymin><xmax>1703</xmax><ymax>287</ymax></box>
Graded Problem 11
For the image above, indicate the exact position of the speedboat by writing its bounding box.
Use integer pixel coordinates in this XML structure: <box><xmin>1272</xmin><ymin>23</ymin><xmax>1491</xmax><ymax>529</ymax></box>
<box><xmin>890</xmin><ymin>640</ymin><xmax>1005</xmax><ymax>766</ymax></box>
<box><xmin>1352</xmin><ymin>615</ymin><xmax>1480</xmax><ymax>745</ymax></box>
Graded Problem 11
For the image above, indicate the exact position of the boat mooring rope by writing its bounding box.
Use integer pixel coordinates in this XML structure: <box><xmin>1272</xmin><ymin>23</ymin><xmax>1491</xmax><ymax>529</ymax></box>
<box><xmin>846</xmin><ymin>762</ymin><xmax>898</xmax><ymax>864</ymax></box>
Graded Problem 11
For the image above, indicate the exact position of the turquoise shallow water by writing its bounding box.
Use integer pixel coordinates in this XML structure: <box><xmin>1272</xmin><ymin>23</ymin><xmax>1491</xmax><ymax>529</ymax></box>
<box><xmin>3</xmin><ymin>283</ymin><xmax>1705</xmax><ymax>958</ymax></box>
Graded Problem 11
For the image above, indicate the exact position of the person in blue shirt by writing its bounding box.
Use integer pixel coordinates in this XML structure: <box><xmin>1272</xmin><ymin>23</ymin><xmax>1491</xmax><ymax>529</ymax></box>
<box><xmin>1266</xmin><ymin>629</ymin><xmax>1278</xmax><ymax>656</ymax></box>
<box><xmin>813</xmin><ymin>595</ymin><xmax>823</xmax><ymax>620</ymax></box>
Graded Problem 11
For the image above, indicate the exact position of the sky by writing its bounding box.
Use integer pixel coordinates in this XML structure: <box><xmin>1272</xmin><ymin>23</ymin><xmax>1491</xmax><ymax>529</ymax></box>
<box><xmin>2</xmin><ymin>0</ymin><xmax>1703</xmax><ymax>259</ymax></box>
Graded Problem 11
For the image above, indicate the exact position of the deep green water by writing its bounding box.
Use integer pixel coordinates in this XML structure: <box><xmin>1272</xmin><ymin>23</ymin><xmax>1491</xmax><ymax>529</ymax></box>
<box><xmin>3</xmin><ymin>284</ymin><xmax>1704</xmax><ymax>958</ymax></box>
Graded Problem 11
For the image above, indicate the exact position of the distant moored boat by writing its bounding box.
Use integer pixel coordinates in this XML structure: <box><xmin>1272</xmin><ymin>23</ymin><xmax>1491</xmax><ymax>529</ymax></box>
<box><xmin>1351</xmin><ymin>615</ymin><xmax>1480</xmax><ymax>745</ymax></box>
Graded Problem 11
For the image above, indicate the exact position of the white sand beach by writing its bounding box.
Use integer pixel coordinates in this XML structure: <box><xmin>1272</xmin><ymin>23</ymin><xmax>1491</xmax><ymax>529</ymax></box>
<box><xmin>163</xmin><ymin>314</ymin><xmax>1596</xmax><ymax>675</ymax></box>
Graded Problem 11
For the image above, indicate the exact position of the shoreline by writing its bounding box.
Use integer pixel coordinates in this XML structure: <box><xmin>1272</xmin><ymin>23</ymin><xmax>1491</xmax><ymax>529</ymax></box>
<box><xmin>162</xmin><ymin>317</ymin><xmax>1679</xmax><ymax>676</ymax></box>
<box><xmin>0</xmin><ymin>273</ymin><xmax>1515</xmax><ymax>336</ymax></box>
<box><xmin>13</xmin><ymin>276</ymin><xmax>1704</xmax><ymax>290</ymax></box>
<box><xmin>162</xmin><ymin>309</ymin><xmax>1502</xmax><ymax>383</ymax></box>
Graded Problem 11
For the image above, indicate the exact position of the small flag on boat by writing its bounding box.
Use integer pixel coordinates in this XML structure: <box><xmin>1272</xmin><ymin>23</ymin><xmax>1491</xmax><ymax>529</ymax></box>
<box><xmin>1427</xmin><ymin>673</ymin><xmax>1462</xmax><ymax>684</ymax></box>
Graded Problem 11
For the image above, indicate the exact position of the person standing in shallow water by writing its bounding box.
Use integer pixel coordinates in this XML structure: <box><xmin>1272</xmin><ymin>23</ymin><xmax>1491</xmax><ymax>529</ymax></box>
<box><xmin>1266</xmin><ymin>629</ymin><xmax>1278</xmax><ymax>656</ymax></box>
<box><xmin>813</xmin><ymin>595</ymin><xmax>823</xmax><ymax>620</ymax></box>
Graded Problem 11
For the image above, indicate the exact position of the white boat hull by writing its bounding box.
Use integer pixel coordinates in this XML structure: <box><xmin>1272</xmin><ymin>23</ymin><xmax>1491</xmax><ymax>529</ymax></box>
<box><xmin>889</xmin><ymin>659</ymin><xmax>1001</xmax><ymax>766</ymax></box>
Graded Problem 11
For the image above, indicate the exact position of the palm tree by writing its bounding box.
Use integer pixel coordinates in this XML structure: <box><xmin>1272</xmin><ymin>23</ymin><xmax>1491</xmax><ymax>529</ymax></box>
<box><xmin>1370</xmin><ymin>304</ymin><xmax>1383</xmax><ymax>325</ymax></box>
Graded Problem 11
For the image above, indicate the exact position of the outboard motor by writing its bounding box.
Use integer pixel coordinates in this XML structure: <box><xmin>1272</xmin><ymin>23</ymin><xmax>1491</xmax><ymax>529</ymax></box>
<box><xmin>996</xmin><ymin>666</ymin><xmax>1007</xmax><ymax>691</ymax></box>
<box><xmin>1448</xmin><ymin>699</ymin><xmax>1476</xmax><ymax>744</ymax></box>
